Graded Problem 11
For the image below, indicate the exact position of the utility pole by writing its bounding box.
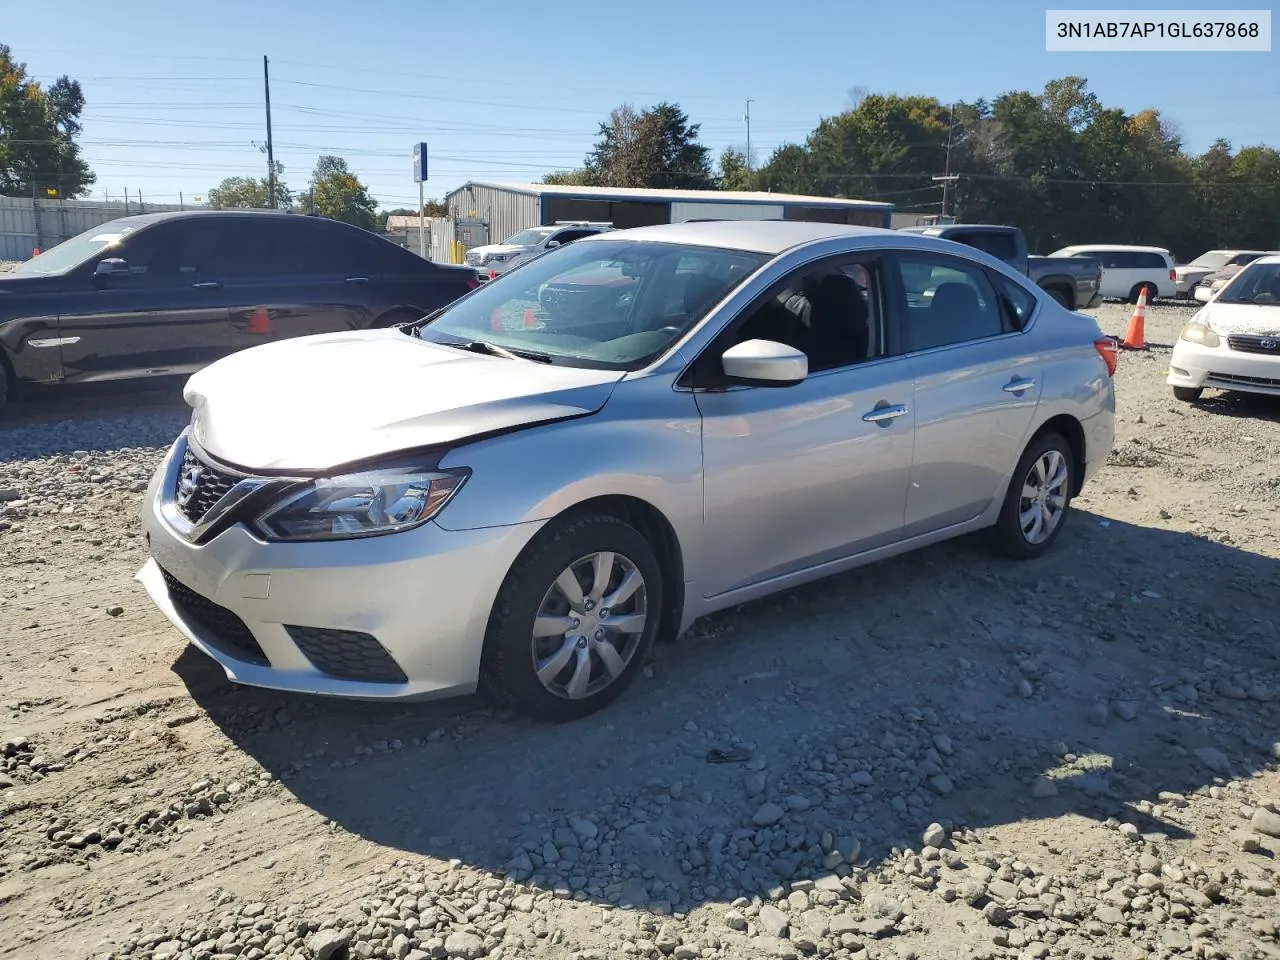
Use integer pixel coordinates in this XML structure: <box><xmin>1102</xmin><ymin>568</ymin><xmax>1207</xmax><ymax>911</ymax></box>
<box><xmin>744</xmin><ymin>98</ymin><xmax>754</xmax><ymax>172</ymax></box>
<box><xmin>934</xmin><ymin>102</ymin><xmax>958</xmax><ymax>220</ymax></box>
<box><xmin>263</xmin><ymin>55</ymin><xmax>277</xmax><ymax>209</ymax></box>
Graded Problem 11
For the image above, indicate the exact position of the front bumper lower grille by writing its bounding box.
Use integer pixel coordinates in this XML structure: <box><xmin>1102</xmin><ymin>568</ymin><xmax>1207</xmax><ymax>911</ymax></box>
<box><xmin>1207</xmin><ymin>372</ymin><xmax>1280</xmax><ymax>389</ymax></box>
<box><xmin>284</xmin><ymin>626</ymin><xmax>407</xmax><ymax>684</ymax></box>
<box><xmin>159</xmin><ymin>565</ymin><xmax>269</xmax><ymax>665</ymax></box>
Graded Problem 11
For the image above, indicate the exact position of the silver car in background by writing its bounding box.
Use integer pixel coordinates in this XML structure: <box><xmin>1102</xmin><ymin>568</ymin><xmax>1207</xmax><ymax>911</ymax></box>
<box><xmin>137</xmin><ymin>221</ymin><xmax>1117</xmax><ymax>721</ymax></box>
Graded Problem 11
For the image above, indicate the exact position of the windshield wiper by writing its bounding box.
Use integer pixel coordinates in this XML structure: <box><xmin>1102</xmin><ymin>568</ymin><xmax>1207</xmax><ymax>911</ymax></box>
<box><xmin>446</xmin><ymin>339</ymin><xmax>553</xmax><ymax>363</ymax></box>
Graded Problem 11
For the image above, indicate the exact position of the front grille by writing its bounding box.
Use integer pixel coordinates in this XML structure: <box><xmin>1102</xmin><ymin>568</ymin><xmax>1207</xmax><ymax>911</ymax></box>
<box><xmin>1227</xmin><ymin>335</ymin><xmax>1280</xmax><ymax>355</ymax></box>
<box><xmin>285</xmin><ymin>626</ymin><xmax>407</xmax><ymax>684</ymax></box>
<box><xmin>1207</xmin><ymin>372</ymin><xmax>1280</xmax><ymax>389</ymax></box>
<box><xmin>160</xmin><ymin>565</ymin><xmax>269</xmax><ymax>665</ymax></box>
<box><xmin>175</xmin><ymin>447</ymin><xmax>240</xmax><ymax>523</ymax></box>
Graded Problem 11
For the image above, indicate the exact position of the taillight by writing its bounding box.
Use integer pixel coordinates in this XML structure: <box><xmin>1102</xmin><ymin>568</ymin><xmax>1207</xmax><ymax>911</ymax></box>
<box><xmin>1094</xmin><ymin>337</ymin><xmax>1118</xmax><ymax>376</ymax></box>
<box><xmin>1169</xmin><ymin>268</ymin><xmax>1176</xmax><ymax>281</ymax></box>
<box><xmin>465</xmin><ymin>275</ymin><xmax>481</xmax><ymax>290</ymax></box>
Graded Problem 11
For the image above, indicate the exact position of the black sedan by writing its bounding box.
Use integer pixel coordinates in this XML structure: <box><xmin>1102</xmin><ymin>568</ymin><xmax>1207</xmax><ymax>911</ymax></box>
<box><xmin>0</xmin><ymin>210</ymin><xmax>482</xmax><ymax>404</ymax></box>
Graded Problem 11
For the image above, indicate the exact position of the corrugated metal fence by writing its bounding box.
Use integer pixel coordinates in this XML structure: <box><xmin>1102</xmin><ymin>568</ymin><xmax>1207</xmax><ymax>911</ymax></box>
<box><xmin>0</xmin><ymin>196</ymin><xmax>190</xmax><ymax>261</ymax></box>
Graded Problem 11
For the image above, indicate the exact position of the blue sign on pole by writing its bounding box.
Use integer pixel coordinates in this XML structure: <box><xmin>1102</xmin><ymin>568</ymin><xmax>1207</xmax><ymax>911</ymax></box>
<box><xmin>413</xmin><ymin>142</ymin><xmax>429</xmax><ymax>183</ymax></box>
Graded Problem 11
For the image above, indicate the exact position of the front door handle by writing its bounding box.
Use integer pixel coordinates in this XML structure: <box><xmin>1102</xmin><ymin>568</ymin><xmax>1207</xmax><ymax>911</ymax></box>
<box><xmin>345</xmin><ymin>276</ymin><xmax>370</xmax><ymax>283</ymax></box>
<box><xmin>862</xmin><ymin>403</ymin><xmax>910</xmax><ymax>423</ymax></box>
<box><xmin>1003</xmin><ymin>377</ymin><xmax>1036</xmax><ymax>395</ymax></box>
<box><xmin>192</xmin><ymin>281</ymin><xmax>221</xmax><ymax>289</ymax></box>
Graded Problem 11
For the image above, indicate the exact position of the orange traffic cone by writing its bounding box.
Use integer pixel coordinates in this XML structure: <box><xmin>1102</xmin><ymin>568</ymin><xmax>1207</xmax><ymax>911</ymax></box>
<box><xmin>247</xmin><ymin>308</ymin><xmax>271</xmax><ymax>335</ymax></box>
<box><xmin>1121</xmin><ymin>287</ymin><xmax>1149</xmax><ymax>350</ymax></box>
<box><xmin>32</xmin><ymin>247</ymin><xmax>40</xmax><ymax>257</ymax></box>
<box><xmin>523</xmin><ymin>307</ymin><xmax>537</xmax><ymax>329</ymax></box>
<box><xmin>489</xmin><ymin>268</ymin><xmax>497</xmax><ymax>281</ymax></box>
<box><xmin>490</xmin><ymin>308</ymin><xmax>504</xmax><ymax>332</ymax></box>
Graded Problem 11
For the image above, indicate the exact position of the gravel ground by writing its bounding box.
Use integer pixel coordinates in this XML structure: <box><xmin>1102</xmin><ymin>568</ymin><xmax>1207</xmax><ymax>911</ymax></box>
<box><xmin>2</xmin><ymin>301</ymin><xmax>1279</xmax><ymax>960</ymax></box>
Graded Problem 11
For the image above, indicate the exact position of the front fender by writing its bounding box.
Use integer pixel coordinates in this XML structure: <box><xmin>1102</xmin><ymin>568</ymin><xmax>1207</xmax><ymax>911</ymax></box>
<box><xmin>433</xmin><ymin>377</ymin><xmax>705</xmax><ymax>573</ymax></box>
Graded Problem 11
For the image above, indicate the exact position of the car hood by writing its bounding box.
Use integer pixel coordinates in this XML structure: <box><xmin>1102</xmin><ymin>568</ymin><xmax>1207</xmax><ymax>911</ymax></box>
<box><xmin>471</xmin><ymin>244</ymin><xmax>530</xmax><ymax>256</ymax></box>
<box><xmin>184</xmin><ymin>330</ymin><xmax>625</xmax><ymax>472</ymax></box>
<box><xmin>1199</xmin><ymin>303</ymin><xmax>1280</xmax><ymax>336</ymax></box>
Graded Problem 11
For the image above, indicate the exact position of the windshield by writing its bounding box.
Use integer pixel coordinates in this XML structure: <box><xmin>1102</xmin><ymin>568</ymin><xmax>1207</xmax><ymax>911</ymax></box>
<box><xmin>419</xmin><ymin>239</ymin><xmax>769</xmax><ymax>369</ymax></box>
<box><xmin>502</xmin><ymin>228</ymin><xmax>555</xmax><ymax>247</ymax></box>
<box><xmin>13</xmin><ymin>219</ymin><xmax>147</xmax><ymax>277</ymax></box>
<box><xmin>1188</xmin><ymin>251</ymin><xmax>1231</xmax><ymax>270</ymax></box>
<box><xmin>1216</xmin><ymin>262</ymin><xmax>1280</xmax><ymax>305</ymax></box>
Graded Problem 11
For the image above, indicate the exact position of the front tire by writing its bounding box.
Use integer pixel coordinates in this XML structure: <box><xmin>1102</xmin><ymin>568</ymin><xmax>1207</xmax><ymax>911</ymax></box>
<box><xmin>992</xmin><ymin>433</ymin><xmax>1074</xmax><ymax>560</ymax></box>
<box><xmin>1173</xmin><ymin>386</ymin><xmax>1203</xmax><ymax>403</ymax></box>
<box><xmin>481</xmin><ymin>513</ymin><xmax>663</xmax><ymax>722</ymax></box>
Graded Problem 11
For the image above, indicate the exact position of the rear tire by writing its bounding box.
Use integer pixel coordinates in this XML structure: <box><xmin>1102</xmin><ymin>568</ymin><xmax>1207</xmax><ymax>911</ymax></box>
<box><xmin>481</xmin><ymin>513</ymin><xmax>663</xmax><ymax>722</ymax></box>
<box><xmin>992</xmin><ymin>432</ymin><xmax>1074</xmax><ymax>560</ymax></box>
<box><xmin>1044</xmin><ymin>287</ymin><xmax>1071</xmax><ymax>309</ymax></box>
<box><xmin>1129</xmin><ymin>283</ymin><xmax>1157</xmax><ymax>304</ymax></box>
<box><xmin>1173</xmin><ymin>386</ymin><xmax>1203</xmax><ymax>403</ymax></box>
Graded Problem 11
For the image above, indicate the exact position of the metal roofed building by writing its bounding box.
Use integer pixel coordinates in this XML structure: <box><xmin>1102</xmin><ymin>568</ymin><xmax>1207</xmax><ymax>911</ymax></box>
<box><xmin>443</xmin><ymin>181</ymin><xmax>894</xmax><ymax>252</ymax></box>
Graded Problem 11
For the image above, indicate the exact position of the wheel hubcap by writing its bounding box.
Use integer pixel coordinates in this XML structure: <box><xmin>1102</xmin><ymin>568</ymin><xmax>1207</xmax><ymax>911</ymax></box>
<box><xmin>531</xmin><ymin>551</ymin><xmax>648</xmax><ymax>700</ymax></box>
<box><xmin>1019</xmin><ymin>449</ymin><xmax>1069</xmax><ymax>545</ymax></box>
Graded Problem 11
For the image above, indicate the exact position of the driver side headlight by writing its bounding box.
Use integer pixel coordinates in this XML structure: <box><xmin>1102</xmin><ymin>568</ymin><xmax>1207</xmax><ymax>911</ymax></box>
<box><xmin>1179</xmin><ymin>322</ymin><xmax>1220</xmax><ymax>348</ymax></box>
<box><xmin>254</xmin><ymin>468</ymin><xmax>469</xmax><ymax>541</ymax></box>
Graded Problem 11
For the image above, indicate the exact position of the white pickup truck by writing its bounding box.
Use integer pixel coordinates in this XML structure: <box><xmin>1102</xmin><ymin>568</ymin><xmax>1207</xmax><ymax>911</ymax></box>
<box><xmin>465</xmin><ymin>222</ymin><xmax>613</xmax><ymax>277</ymax></box>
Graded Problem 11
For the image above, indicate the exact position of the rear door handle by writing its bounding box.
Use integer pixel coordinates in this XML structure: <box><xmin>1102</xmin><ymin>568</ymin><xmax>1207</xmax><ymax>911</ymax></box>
<box><xmin>192</xmin><ymin>281</ymin><xmax>221</xmax><ymax>289</ymax></box>
<box><xmin>345</xmin><ymin>276</ymin><xmax>370</xmax><ymax>283</ymax></box>
<box><xmin>1003</xmin><ymin>377</ymin><xmax>1036</xmax><ymax>394</ymax></box>
<box><xmin>862</xmin><ymin>403</ymin><xmax>909</xmax><ymax>423</ymax></box>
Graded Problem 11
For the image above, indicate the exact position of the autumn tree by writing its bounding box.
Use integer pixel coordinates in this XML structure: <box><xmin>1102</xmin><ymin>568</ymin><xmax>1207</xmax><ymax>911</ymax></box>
<box><xmin>0</xmin><ymin>44</ymin><xmax>94</xmax><ymax>197</ymax></box>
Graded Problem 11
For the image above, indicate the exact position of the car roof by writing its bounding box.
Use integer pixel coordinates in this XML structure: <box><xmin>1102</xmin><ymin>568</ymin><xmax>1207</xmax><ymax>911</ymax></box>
<box><xmin>104</xmin><ymin>210</ymin><xmax>343</xmax><ymax>229</ymax></box>
<box><xmin>1250</xmin><ymin>254</ymin><xmax>1280</xmax><ymax>265</ymax></box>
<box><xmin>587</xmin><ymin>220</ymin><xmax>897</xmax><ymax>255</ymax></box>
<box><xmin>1060</xmin><ymin>243</ymin><xmax>1172</xmax><ymax>254</ymax></box>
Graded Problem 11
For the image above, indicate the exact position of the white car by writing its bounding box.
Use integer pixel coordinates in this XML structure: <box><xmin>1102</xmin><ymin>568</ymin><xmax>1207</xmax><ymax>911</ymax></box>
<box><xmin>1168</xmin><ymin>254</ymin><xmax>1280</xmax><ymax>402</ymax></box>
<box><xmin>1173</xmin><ymin>249</ymin><xmax>1272</xmax><ymax>299</ymax></box>
<box><xmin>465</xmin><ymin>223</ymin><xmax>613</xmax><ymax>277</ymax></box>
<box><xmin>1050</xmin><ymin>244</ymin><xmax>1176</xmax><ymax>302</ymax></box>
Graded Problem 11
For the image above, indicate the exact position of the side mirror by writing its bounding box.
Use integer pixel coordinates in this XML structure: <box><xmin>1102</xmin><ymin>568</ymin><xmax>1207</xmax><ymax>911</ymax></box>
<box><xmin>545</xmin><ymin>240</ymin><xmax>561</xmax><ymax>249</ymax></box>
<box><xmin>1193</xmin><ymin>285</ymin><xmax>1212</xmax><ymax>303</ymax></box>
<box><xmin>721</xmin><ymin>339</ymin><xmax>808</xmax><ymax>387</ymax></box>
<box><xmin>94</xmin><ymin>258</ymin><xmax>131</xmax><ymax>279</ymax></box>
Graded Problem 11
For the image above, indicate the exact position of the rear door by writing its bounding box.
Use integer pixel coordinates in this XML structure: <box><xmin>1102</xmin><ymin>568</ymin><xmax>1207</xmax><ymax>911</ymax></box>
<box><xmin>219</xmin><ymin>217</ymin><xmax>377</xmax><ymax>342</ymax></box>
<box><xmin>891</xmin><ymin>250</ymin><xmax>1043</xmax><ymax>537</ymax></box>
<box><xmin>56</xmin><ymin>219</ymin><xmax>234</xmax><ymax>382</ymax></box>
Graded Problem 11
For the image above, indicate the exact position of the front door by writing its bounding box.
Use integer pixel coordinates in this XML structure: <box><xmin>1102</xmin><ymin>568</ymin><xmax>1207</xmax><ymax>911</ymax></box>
<box><xmin>890</xmin><ymin>250</ymin><xmax>1042</xmax><ymax>537</ymax></box>
<box><xmin>692</xmin><ymin>253</ymin><xmax>916</xmax><ymax>599</ymax></box>
<box><xmin>217</xmin><ymin>217</ymin><xmax>376</xmax><ymax>342</ymax></box>
<box><xmin>55</xmin><ymin>220</ymin><xmax>233</xmax><ymax>383</ymax></box>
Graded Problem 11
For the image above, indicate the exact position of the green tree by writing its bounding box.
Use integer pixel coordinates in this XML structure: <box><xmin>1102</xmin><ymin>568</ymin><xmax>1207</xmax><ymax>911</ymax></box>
<box><xmin>717</xmin><ymin>148</ymin><xmax>758</xmax><ymax>191</ymax></box>
<box><xmin>543</xmin><ymin>168</ymin><xmax>596</xmax><ymax>186</ymax></box>
<box><xmin>0</xmin><ymin>44</ymin><xmax>94</xmax><ymax>198</ymax></box>
<box><xmin>296</xmin><ymin>155</ymin><xmax>377</xmax><ymax>229</ymax></box>
<box><xmin>581</xmin><ymin>102</ymin><xmax>713</xmax><ymax>189</ymax></box>
<box><xmin>207</xmin><ymin>174</ymin><xmax>290</xmax><ymax>210</ymax></box>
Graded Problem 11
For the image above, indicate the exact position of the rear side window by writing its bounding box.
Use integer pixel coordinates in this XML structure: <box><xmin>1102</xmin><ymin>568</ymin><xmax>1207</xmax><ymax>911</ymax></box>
<box><xmin>989</xmin><ymin>272</ymin><xmax>1038</xmax><ymax>329</ymax></box>
<box><xmin>949</xmin><ymin>231</ymin><xmax>1020</xmax><ymax>262</ymax></box>
<box><xmin>1098</xmin><ymin>250</ymin><xmax>1168</xmax><ymax>269</ymax></box>
<box><xmin>895</xmin><ymin>253</ymin><xmax>1007</xmax><ymax>350</ymax></box>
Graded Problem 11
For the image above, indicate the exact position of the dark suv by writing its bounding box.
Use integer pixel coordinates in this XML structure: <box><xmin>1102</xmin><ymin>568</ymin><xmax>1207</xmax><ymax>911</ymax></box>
<box><xmin>0</xmin><ymin>210</ymin><xmax>483</xmax><ymax>403</ymax></box>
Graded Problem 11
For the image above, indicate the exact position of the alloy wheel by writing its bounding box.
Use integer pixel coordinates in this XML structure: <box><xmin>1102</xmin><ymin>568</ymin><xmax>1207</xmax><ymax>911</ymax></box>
<box><xmin>1018</xmin><ymin>449</ymin><xmax>1069</xmax><ymax>545</ymax></box>
<box><xmin>531</xmin><ymin>551</ymin><xmax>648</xmax><ymax>700</ymax></box>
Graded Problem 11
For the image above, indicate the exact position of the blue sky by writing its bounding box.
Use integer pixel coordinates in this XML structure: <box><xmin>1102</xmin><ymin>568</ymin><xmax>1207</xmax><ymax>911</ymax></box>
<box><xmin>5</xmin><ymin>0</ymin><xmax>1276</xmax><ymax>211</ymax></box>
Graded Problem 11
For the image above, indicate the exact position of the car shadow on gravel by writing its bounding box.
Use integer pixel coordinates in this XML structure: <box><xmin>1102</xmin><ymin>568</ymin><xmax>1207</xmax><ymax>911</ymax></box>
<box><xmin>174</xmin><ymin>508</ymin><xmax>1280</xmax><ymax>912</ymax></box>
<box><xmin>1192</xmin><ymin>391</ymin><xmax>1280</xmax><ymax>422</ymax></box>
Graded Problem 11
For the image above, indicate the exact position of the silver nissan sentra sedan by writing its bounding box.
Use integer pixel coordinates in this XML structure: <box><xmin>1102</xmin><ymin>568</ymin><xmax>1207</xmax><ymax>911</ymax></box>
<box><xmin>137</xmin><ymin>220</ymin><xmax>1117</xmax><ymax>721</ymax></box>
